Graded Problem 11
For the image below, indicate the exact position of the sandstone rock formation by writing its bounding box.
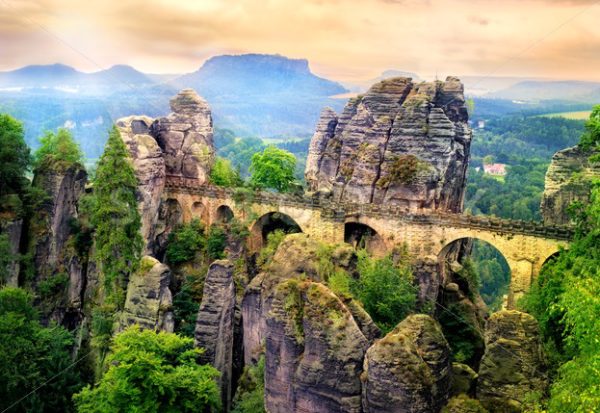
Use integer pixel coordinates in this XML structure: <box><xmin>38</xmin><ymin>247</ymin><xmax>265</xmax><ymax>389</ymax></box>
<box><xmin>116</xmin><ymin>115</ymin><xmax>166</xmax><ymax>255</ymax></box>
<box><xmin>362</xmin><ymin>314</ymin><xmax>451</xmax><ymax>413</ymax></box>
<box><xmin>265</xmin><ymin>279</ymin><xmax>369</xmax><ymax>413</ymax></box>
<box><xmin>242</xmin><ymin>234</ymin><xmax>378</xmax><ymax>363</ymax></box>
<box><xmin>194</xmin><ymin>260</ymin><xmax>237</xmax><ymax>412</ymax></box>
<box><xmin>151</xmin><ymin>89</ymin><xmax>215</xmax><ymax>181</ymax></box>
<box><xmin>116</xmin><ymin>89</ymin><xmax>215</xmax><ymax>254</ymax></box>
<box><xmin>305</xmin><ymin>77</ymin><xmax>471</xmax><ymax>212</ymax></box>
<box><xmin>450</xmin><ymin>362</ymin><xmax>478</xmax><ymax>397</ymax></box>
<box><xmin>477</xmin><ymin>310</ymin><xmax>547</xmax><ymax>413</ymax></box>
<box><xmin>541</xmin><ymin>145</ymin><xmax>600</xmax><ymax>225</ymax></box>
<box><xmin>119</xmin><ymin>256</ymin><xmax>174</xmax><ymax>332</ymax></box>
<box><xmin>28</xmin><ymin>162</ymin><xmax>87</xmax><ymax>324</ymax></box>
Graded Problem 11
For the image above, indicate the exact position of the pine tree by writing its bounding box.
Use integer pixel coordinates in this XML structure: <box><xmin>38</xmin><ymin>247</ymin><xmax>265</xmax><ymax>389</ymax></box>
<box><xmin>89</xmin><ymin>126</ymin><xmax>142</xmax><ymax>308</ymax></box>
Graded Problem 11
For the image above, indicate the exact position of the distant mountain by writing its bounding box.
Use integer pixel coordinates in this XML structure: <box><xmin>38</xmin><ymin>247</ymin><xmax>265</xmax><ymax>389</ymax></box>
<box><xmin>175</xmin><ymin>53</ymin><xmax>347</xmax><ymax>97</ymax></box>
<box><xmin>0</xmin><ymin>63</ymin><xmax>155</xmax><ymax>91</ymax></box>
<box><xmin>487</xmin><ymin>80</ymin><xmax>600</xmax><ymax>101</ymax></box>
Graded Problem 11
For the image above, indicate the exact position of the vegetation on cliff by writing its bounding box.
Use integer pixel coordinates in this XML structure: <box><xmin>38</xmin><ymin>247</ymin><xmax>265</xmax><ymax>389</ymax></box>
<box><xmin>521</xmin><ymin>108</ymin><xmax>600</xmax><ymax>412</ymax></box>
<box><xmin>34</xmin><ymin>128</ymin><xmax>83</xmax><ymax>171</ymax></box>
<box><xmin>0</xmin><ymin>114</ymin><xmax>31</xmax><ymax>216</ymax></box>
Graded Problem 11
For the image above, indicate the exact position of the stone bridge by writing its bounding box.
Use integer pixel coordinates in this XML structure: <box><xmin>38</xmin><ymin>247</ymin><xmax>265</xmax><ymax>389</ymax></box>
<box><xmin>164</xmin><ymin>176</ymin><xmax>573</xmax><ymax>307</ymax></box>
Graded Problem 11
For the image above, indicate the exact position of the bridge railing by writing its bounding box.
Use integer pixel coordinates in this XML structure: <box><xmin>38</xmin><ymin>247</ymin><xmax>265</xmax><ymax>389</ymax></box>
<box><xmin>164</xmin><ymin>177</ymin><xmax>574</xmax><ymax>240</ymax></box>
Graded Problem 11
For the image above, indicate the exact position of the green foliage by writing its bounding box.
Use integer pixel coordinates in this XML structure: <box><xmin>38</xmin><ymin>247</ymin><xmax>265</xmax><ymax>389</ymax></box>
<box><xmin>34</xmin><ymin>128</ymin><xmax>83</xmax><ymax>171</ymax></box>
<box><xmin>471</xmin><ymin>241</ymin><xmax>510</xmax><ymax>311</ymax></box>
<box><xmin>218</xmin><ymin>137</ymin><xmax>266</xmax><ymax>177</ymax></box>
<box><xmin>257</xmin><ymin>229</ymin><xmax>287</xmax><ymax>267</ymax></box>
<box><xmin>210</xmin><ymin>156</ymin><xmax>243</xmax><ymax>187</ymax></box>
<box><xmin>579</xmin><ymin>104</ymin><xmax>600</xmax><ymax>149</ymax></box>
<box><xmin>0</xmin><ymin>233</ymin><xmax>15</xmax><ymax>285</ymax></box>
<box><xmin>37</xmin><ymin>272</ymin><xmax>69</xmax><ymax>298</ymax></box>
<box><xmin>0</xmin><ymin>114</ymin><xmax>31</xmax><ymax>214</ymax></box>
<box><xmin>207</xmin><ymin>225</ymin><xmax>227</xmax><ymax>260</ymax></box>
<box><xmin>86</xmin><ymin>126</ymin><xmax>142</xmax><ymax>307</ymax></box>
<box><xmin>232</xmin><ymin>356</ymin><xmax>265</xmax><ymax>413</ymax></box>
<box><xmin>436</xmin><ymin>301</ymin><xmax>483</xmax><ymax>365</ymax></box>
<box><xmin>0</xmin><ymin>287</ymin><xmax>83</xmax><ymax>412</ymax></box>
<box><xmin>455</xmin><ymin>258</ymin><xmax>481</xmax><ymax>300</ymax></box>
<box><xmin>166</xmin><ymin>219</ymin><xmax>206</xmax><ymax>265</ymax></box>
<box><xmin>521</xmin><ymin>178</ymin><xmax>600</xmax><ymax>410</ymax></box>
<box><xmin>378</xmin><ymin>154</ymin><xmax>429</xmax><ymax>187</ymax></box>
<box><xmin>352</xmin><ymin>250</ymin><xmax>417</xmax><ymax>333</ymax></box>
<box><xmin>172</xmin><ymin>274</ymin><xmax>206</xmax><ymax>338</ymax></box>
<box><xmin>249</xmin><ymin>146</ymin><xmax>297</xmax><ymax>192</ymax></box>
<box><xmin>73</xmin><ymin>326</ymin><xmax>220</xmax><ymax>413</ymax></box>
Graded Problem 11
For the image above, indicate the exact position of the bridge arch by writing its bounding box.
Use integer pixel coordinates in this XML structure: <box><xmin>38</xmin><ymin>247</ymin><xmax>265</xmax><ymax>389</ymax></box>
<box><xmin>216</xmin><ymin>205</ymin><xmax>234</xmax><ymax>223</ymax></box>
<box><xmin>344</xmin><ymin>221</ymin><xmax>386</xmax><ymax>256</ymax></box>
<box><xmin>438</xmin><ymin>237</ymin><xmax>511</xmax><ymax>311</ymax></box>
<box><xmin>249</xmin><ymin>211</ymin><xmax>303</xmax><ymax>251</ymax></box>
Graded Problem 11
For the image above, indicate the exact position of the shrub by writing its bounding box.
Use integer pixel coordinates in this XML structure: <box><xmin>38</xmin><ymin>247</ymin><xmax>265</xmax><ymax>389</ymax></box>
<box><xmin>210</xmin><ymin>157</ymin><xmax>243</xmax><ymax>187</ymax></box>
<box><xmin>34</xmin><ymin>128</ymin><xmax>83</xmax><ymax>171</ymax></box>
<box><xmin>257</xmin><ymin>229</ymin><xmax>287</xmax><ymax>267</ymax></box>
<box><xmin>351</xmin><ymin>250</ymin><xmax>417</xmax><ymax>333</ymax></box>
<box><xmin>232</xmin><ymin>356</ymin><xmax>265</xmax><ymax>413</ymax></box>
<box><xmin>207</xmin><ymin>225</ymin><xmax>227</xmax><ymax>260</ymax></box>
<box><xmin>166</xmin><ymin>219</ymin><xmax>206</xmax><ymax>265</ymax></box>
<box><xmin>73</xmin><ymin>326</ymin><xmax>220</xmax><ymax>413</ymax></box>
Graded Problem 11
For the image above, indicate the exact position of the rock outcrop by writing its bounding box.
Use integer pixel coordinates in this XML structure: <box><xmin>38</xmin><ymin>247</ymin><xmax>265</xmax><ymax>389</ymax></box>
<box><xmin>265</xmin><ymin>279</ymin><xmax>369</xmax><ymax>413</ymax></box>
<box><xmin>116</xmin><ymin>89</ymin><xmax>215</xmax><ymax>254</ymax></box>
<box><xmin>362</xmin><ymin>314</ymin><xmax>451</xmax><ymax>413</ymax></box>
<box><xmin>194</xmin><ymin>260</ymin><xmax>237</xmax><ymax>412</ymax></box>
<box><xmin>28</xmin><ymin>163</ymin><xmax>87</xmax><ymax>324</ymax></box>
<box><xmin>305</xmin><ymin>76</ymin><xmax>471</xmax><ymax>212</ymax></box>
<box><xmin>242</xmin><ymin>234</ymin><xmax>378</xmax><ymax>363</ymax></box>
<box><xmin>541</xmin><ymin>145</ymin><xmax>600</xmax><ymax>225</ymax></box>
<box><xmin>116</xmin><ymin>116</ymin><xmax>166</xmax><ymax>255</ymax></box>
<box><xmin>151</xmin><ymin>89</ymin><xmax>215</xmax><ymax>181</ymax></box>
<box><xmin>477</xmin><ymin>311</ymin><xmax>547</xmax><ymax>413</ymax></box>
<box><xmin>119</xmin><ymin>256</ymin><xmax>174</xmax><ymax>332</ymax></box>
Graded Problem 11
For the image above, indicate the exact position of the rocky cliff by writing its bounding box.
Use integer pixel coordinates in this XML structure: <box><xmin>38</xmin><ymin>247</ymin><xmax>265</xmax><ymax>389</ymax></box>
<box><xmin>28</xmin><ymin>162</ymin><xmax>87</xmax><ymax>325</ymax></box>
<box><xmin>305</xmin><ymin>76</ymin><xmax>471</xmax><ymax>212</ymax></box>
<box><xmin>116</xmin><ymin>88</ymin><xmax>215</xmax><ymax>254</ymax></box>
<box><xmin>541</xmin><ymin>145</ymin><xmax>600</xmax><ymax>225</ymax></box>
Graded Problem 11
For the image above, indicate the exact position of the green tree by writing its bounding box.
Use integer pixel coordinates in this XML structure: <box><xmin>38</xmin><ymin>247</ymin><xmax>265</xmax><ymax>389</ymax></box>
<box><xmin>0</xmin><ymin>114</ymin><xmax>31</xmax><ymax>212</ymax></box>
<box><xmin>352</xmin><ymin>250</ymin><xmax>417</xmax><ymax>333</ymax></box>
<box><xmin>166</xmin><ymin>219</ymin><xmax>206</xmax><ymax>265</ymax></box>
<box><xmin>0</xmin><ymin>287</ymin><xmax>83</xmax><ymax>413</ymax></box>
<box><xmin>579</xmin><ymin>104</ymin><xmax>600</xmax><ymax>149</ymax></box>
<box><xmin>249</xmin><ymin>146</ymin><xmax>297</xmax><ymax>192</ymax></box>
<box><xmin>88</xmin><ymin>126</ymin><xmax>143</xmax><ymax>305</ymax></box>
<box><xmin>73</xmin><ymin>326</ymin><xmax>220</xmax><ymax>413</ymax></box>
<box><xmin>210</xmin><ymin>157</ymin><xmax>243</xmax><ymax>187</ymax></box>
<box><xmin>232</xmin><ymin>356</ymin><xmax>265</xmax><ymax>413</ymax></box>
<box><xmin>34</xmin><ymin>128</ymin><xmax>83</xmax><ymax>171</ymax></box>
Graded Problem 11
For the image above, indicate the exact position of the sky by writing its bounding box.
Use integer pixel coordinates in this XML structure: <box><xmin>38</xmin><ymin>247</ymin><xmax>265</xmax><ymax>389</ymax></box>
<box><xmin>1</xmin><ymin>0</ymin><xmax>600</xmax><ymax>82</ymax></box>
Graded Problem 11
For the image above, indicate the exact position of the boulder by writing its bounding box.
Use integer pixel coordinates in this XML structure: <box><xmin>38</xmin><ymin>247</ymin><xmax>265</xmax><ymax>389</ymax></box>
<box><xmin>119</xmin><ymin>256</ymin><xmax>174</xmax><ymax>332</ymax></box>
<box><xmin>265</xmin><ymin>279</ymin><xmax>369</xmax><ymax>413</ymax></box>
<box><xmin>194</xmin><ymin>260</ymin><xmax>237</xmax><ymax>412</ymax></box>
<box><xmin>304</xmin><ymin>77</ymin><xmax>471</xmax><ymax>212</ymax></box>
<box><xmin>477</xmin><ymin>310</ymin><xmax>547</xmax><ymax>413</ymax></box>
<box><xmin>450</xmin><ymin>362</ymin><xmax>478</xmax><ymax>397</ymax></box>
<box><xmin>362</xmin><ymin>314</ymin><xmax>451</xmax><ymax>413</ymax></box>
<box><xmin>541</xmin><ymin>145</ymin><xmax>600</xmax><ymax>225</ymax></box>
<box><xmin>442</xmin><ymin>395</ymin><xmax>489</xmax><ymax>413</ymax></box>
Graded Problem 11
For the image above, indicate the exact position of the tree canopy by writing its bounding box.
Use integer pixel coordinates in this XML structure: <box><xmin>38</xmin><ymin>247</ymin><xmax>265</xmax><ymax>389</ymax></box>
<box><xmin>34</xmin><ymin>128</ymin><xmax>83</xmax><ymax>171</ymax></box>
<box><xmin>0</xmin><ymin>114</ymin><xmax>31</xmax><ymax>212</ymax></box>
<box><xmin>249</xmin><ymin>146</ymin><xmax>297</xmax><ymax>192</ymax></box>
<box><xmin>73</xmin><ymin>326</ymin><xmax>220</xmax><ymax>413</ymax></box>
<box><xmin>0</xmin><ymin>287</ymin><xmax>83</xmax><ymax>413</ymax></box>
<box><xmin>210</xmin><ymin>156</ymin><xmax>243</xmax><ymax>188</ymax></box>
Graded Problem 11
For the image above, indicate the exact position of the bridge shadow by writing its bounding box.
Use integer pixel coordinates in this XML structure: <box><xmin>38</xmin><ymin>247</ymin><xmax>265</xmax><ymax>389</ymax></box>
<box><xmin>344</xmin><ymin>222</ymin><xmax>386</xmax><ymax>256</ymax></box>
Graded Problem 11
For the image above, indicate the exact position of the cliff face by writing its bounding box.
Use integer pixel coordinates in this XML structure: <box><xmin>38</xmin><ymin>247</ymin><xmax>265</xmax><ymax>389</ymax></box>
<box><xmin>305</xmin><ymin>76</ymin><xmax>471</xmax><ymax>212</ymax></box>
<box><xmin>116</xmin><ymin>88</ymin><xmax>215</xmax><ymax>254</ymax></box>
<box><xmin>28</xmin><ymin>163</ymin><xmax>87</xmax><ymax>325</ymax></box>
<box><xmin>541</xmin><ymin>145</ymin><xmax>600</xmax><ymax>225</ymax></box>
